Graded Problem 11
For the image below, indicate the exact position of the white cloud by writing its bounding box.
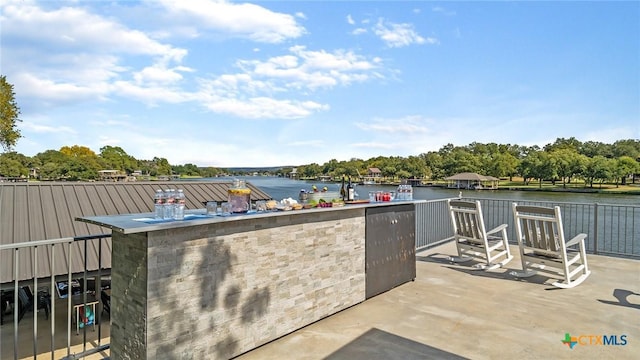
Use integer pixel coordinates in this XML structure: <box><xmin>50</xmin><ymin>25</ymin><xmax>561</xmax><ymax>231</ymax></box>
<box><xmin>356</xmin><ymin>115</ymin><xmax>430</xmax><ymax>134</ymax></box>
<box><xmin>154</xmin><ymin>0</ymin><xmax>305</xmax><ymax>43</ymax></box>
<box><xmin>133</xmin><ymin>64</ymin><xmax>194</xmax><ymax>87</ymax></box>
<box><xmin>351</xmin><ymin>141</ymin><xmax>395</xmax><ymax>149</ymax></box>
<box><xmin>264</xmin><ymin>46</ymin><xmax>381</xmax><ymax>89</ymax></box>
<box><xmin>432</xmin><ymin>6</ymin><xmax>456</xmax><ymax>16</ymax></box>
<box><xmin>14</xmin><ymin>73</ymin><xmax>105</xmax><ymax>104</ymax></box>
<box><xmin>188</xmin><ymin>43</ymin><xmax>384</xmax><ymax>119</ymax></box>
<box><xmin>347</xmin><ymin>14</ymin><xmax>355</xmax><ymax>25</ymax></box>
<box><xmin>352</xmin><ymin>28</ymin><xmax>367</xmax><ymax>35</ymax></box>
<box><xmin>2</xmin><ymin>1</ymin><xmax>371</xmax><ymax>122</ymax></box>
<box><xmin>2</xmin><ymin>1</ymin><xmax>188</xmax><ymax>109</ymax></box>
<box><xmin>2</xmin><ymin>2</ymin><xmax>186</xmax><ymax>60</ymax></box>
<box><xmin>203</xmin><ymin>97</ymin><xmax>328</xmax><ymax>119</ymax></box>
<box><xmin>21</xmin><ymin>122</ymin><xmax>77</xmax><ymax>135</ymax></box>
<box><xmin>112</xmin><ymin>81</ymin><xmax>191</xmax><ymax>106</ymax></box>
<box><xmin>374</xmin><ymin>18</ymin><xmax>436</xmax><ymax>48</ymax></box>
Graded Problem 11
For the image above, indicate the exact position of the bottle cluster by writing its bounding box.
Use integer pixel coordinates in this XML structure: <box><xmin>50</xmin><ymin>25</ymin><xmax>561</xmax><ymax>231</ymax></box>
<box><xmin>154</xmin><ymin>188</ymin><xmax>186</xmax><ymax>220</ymax></box>
<box><xmin>339</xmin><ymin>176</ymin><xmax>356</xmax><ymax>201</ymax></box>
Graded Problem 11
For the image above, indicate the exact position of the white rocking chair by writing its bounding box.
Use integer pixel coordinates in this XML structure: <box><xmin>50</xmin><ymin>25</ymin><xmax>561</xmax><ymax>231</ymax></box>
<box><xmin>511</xmin><ymin>203</ymin><xmax>591</xmax><ymax>288</ymax></box>
<box><xmin>447</xmin><ymin>199</ymin><xmax>513</xmax><ymax>270</ymax></box>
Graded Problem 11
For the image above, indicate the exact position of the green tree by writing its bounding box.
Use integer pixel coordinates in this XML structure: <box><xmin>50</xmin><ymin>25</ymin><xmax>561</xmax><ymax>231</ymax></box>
<box><xmin>62</xmin><ymin>157</ymin><xmax>98</xmax><ymax>181</ymax></box>
<box><xmin>0</xmin><ymin>75</ymin><xmax>22</xmax><ymax>152</ymax></box>
<box><xmin>441</xmin><ymin>147</ymin><xmax>480</xmax><ymax>176</ymax></box>
<box><xmin>152</xmin><ymin>157</ymin><xmax>172</xmax><ymax>176</ymax></box>
<box><xmin>300</xmin><ymin>163</ymin><xmax>322</xmax><ymax>178</ymax></box>
<box><xmin>182</xmin><ymin>163</ymin><xmax>201</xmax><ymax>176</ymax></box>
<box><xmin>322</xmin><ymin>159</ymin><xmax>340</xmax><ymax>176</ymax></box>
<box><xmin>0</xmin><ymin>154</ymin><xmax>27</xmax><ymax>177</ymax></box>
<box><xmin>583</xmin><ymin>156</ymin><xmax>612</xmax><ymax>188</ymax></box>
<box><xmin>199</xmin><ymin>166</ymin><xmax>222</xmax><ymax>178</ymax></box>
<box><xmin>60</xmin><ymin>145</ymin><xmax>102</xmax><ymax>178</ymax></box>
<box><xmin>33</xmin><ymin>150</ymin><xmax>68</xmax><ymax>180</ymax></box>
<box><xmin>99</xmin><ymin>145</ymin><xmax>138</xmax><ymax>173</ymax></box>
<box><xmin>611</xmin><ymin>139</ymin><xmax>640</xmax><ymax>159</ymax></box>
<box><xmin>402</xmin><ymin>155</ymin><xmax>428</xmax><ymax>179</ymax></box>
<box><xmin>0</xmin><ymin>151</ymin><xmax>32</xmax><ymax>178</ymax></box>
<box><xmin>419</xmin><ymin>152</ymin><xmax>443</xmax><ymax>179</ymax></box>
<box><xmin>551</xmin><ymin>149</ymin><xmax>583</xmax><ymax>188</ymax></box>
<box><xmin>544</xmin><ymin>137</ymin><xmax>582</xmax><ymax>153</ymax></box>
<box><xmin>579</xmin><ymin>141</ymin><xmax>612</xmax><ymax>158</ymax></box>
<box><xmin>536</xmin><ymin>152</ymin><xmax>558</xmax><ymax>187</ymax></box>
<box><xmin>487</xmin><ymin>152</ymin><xmax>519</xmax><ymax>180</ymax></box>
<box><xmin>613</xmin><ymin>156</ymin><xmax>639</xmax><ymax>186</ymax></box>
<box><xmin>519</xmin><ymin>150</ymin><xmax>556</xmax><ymax>187</ymax></box>
<box><xmin>39</xmin><ymin>162</ymin><xmax>63</xmax><ymax>180</ymax></box>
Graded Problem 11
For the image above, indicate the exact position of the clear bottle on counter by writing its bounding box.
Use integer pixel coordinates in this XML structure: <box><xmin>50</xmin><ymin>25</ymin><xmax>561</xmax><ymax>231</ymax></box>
<box><xmin>174</xmin><ymin>189</ymin><xmax>185</xmax><ymax>220</ymax></box>
<box><xmin>164</xmin><ymin>188</ymin><xmax>175</xmax><ymax>219</ymax></box>
<box><xmin>397</xmin><ymin>184</ymin><xmax>413</xmax><ymax>200</ymax></box>
<box><xmin>228</xmin><ymin>179</ymin><xmax>251</xmax><ymax>213</ymax></box>
<box><xmin>154</xmin><ymin>189</ymin><xmax>165</xmax><ymax>219</ymax></box>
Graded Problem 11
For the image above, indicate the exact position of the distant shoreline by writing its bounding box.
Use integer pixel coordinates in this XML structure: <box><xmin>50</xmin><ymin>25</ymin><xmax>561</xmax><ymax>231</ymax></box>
<box><xmin>415</xmin><ymin>183</ymin><xmax>640</xmax><ymax>196</ymax></box>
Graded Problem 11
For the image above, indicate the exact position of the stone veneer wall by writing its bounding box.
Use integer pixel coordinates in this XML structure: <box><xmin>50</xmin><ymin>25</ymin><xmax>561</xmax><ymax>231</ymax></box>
<box><xmin>111</xmin><ymin>208</ymin><xmax>366</xmax><ymax>359</ymax></box>
<box><xmin>111</xmin><ymin>231</ymin><xmax>148</xmax><ymax>359</ymax></box>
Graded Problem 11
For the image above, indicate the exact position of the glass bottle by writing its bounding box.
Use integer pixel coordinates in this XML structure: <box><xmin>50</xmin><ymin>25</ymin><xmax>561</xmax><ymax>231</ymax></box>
<box><xmin>347</xmin><ymin>178</ymin><xmax>355</xmax><ymax>201</ymax></box>
<box><xmin>339</xmin><ymin>176</ymin><xmax>347</xmax><ymax>201</ymax></box>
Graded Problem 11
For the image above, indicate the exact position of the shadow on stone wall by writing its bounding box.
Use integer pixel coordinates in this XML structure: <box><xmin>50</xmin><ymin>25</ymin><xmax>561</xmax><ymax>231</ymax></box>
<box><xmin>151</xmin><ymin>210</ymin><xmax>362</xmax><ymax>358</ymax></box>
<box><xmin>149</xmin><ymin>223</ymin><xmax>273</xmax><ymax>359</ymax></box>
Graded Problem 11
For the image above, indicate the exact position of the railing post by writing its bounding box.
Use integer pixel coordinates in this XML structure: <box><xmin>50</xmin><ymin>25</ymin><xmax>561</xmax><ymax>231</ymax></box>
<box><xmin>14</xmin><ymin>248</ymin><xmax>19</xmax><ymax>360</ymax></box>
<box><xmin>593</xmin><ymin>203</ymin><xmax>599</xmax><ymax>255</ymax></box>
<box><xmin>34</xmin><ymin>246</ymin><xmax>38</xmax><ymax>359</ymax></box>
<box><xmin>50</xmin><ymin>244</ymin><xmax>56</xmax><ymax>360</ymax></box>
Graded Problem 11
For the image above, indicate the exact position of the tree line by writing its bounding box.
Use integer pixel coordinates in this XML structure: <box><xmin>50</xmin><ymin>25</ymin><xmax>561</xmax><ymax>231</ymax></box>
<box><xmin>0</xmin><ymin>145</ymin><xmax>224</xmax><ymax>181</ymax></box>
<box><xmin>0</xmin><ymin>138</ymin><xmax>639</xmax><ymax>188</ymax></box>
<box><xmin>292</xmin><ymin>138</ymin><xmax>640</xmax><ymax>188</ymax></box>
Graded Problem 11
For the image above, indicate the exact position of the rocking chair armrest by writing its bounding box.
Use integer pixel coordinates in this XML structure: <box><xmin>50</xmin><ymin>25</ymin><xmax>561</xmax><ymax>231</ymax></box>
<box><xmin>566</xmin><ymin>233</ymin><xmax>587</xmax><ymax>247</ymax></box>
<box><xmin>486</xmin><ymin>223</ymin><xmax>508</xmax><ymax>236</ymax></box>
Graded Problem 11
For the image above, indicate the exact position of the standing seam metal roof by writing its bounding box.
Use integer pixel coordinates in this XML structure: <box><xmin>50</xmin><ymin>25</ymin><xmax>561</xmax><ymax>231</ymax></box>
<box><xmin>0</xmin><ymin>181</ymin><xmax>273</xmax><ymax>284</ymax></box>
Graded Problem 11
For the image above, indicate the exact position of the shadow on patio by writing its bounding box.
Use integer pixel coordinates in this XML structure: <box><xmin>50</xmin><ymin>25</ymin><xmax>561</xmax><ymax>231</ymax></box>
<box><xmin>236</xmin><ymin>242</ymin><xmax>639</xmax><ymax>360</ymax></box>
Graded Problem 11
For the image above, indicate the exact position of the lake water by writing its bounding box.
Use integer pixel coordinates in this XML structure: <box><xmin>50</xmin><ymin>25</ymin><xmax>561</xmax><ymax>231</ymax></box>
<box><xmin>199</xmin><ymin>176</ymin><xmax>639</xmax><ymax>206</ymax></box>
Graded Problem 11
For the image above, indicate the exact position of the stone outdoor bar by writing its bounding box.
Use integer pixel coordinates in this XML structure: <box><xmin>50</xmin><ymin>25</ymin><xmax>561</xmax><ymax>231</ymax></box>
<box><xmin>77</xmin><ymin>200</ymin><xmax>421</xmax><ymax>359</ymax></box>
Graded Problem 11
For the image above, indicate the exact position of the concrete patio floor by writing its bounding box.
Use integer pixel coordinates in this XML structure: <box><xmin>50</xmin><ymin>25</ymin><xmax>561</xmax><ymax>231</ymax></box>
<box><xmin>2</xmin><ymin>241</ymin><xmax>639</xmax><ymax>359</ymax></box>
<box><xmin>236</xmin><ymin>242</ymin><xmax>640</xmax><ymax>360</ymax></box>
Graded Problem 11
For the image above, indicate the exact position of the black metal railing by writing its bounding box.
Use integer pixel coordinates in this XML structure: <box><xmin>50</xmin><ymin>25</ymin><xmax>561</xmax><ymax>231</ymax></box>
<box><xmin>0</xmin><ymin>234</ymin><xmax>111</xmax><ymax>360</ymax></box>
<box><xmin>415</xmin><ymin>197</ymin><xmax>640</xmax><ymax>259</ymax></box>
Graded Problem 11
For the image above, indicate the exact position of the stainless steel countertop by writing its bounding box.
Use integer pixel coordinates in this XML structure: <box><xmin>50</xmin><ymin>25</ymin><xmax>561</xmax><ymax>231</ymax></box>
<box><xmin>75</xmin><ymin>200</ymin><xmax>424</xmax><ymax>234</ymax></box>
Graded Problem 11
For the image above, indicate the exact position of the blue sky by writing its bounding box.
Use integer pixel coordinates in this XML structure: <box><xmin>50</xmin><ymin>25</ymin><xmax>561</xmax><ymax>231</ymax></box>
<box><xmin>2</xmin><ymin>0</ymin><xmax>638</xmax><ymax>167</ymax></box>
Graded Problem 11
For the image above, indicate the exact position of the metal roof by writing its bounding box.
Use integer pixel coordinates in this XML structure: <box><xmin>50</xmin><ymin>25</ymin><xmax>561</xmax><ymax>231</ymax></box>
<box><xmin>444</xmin><ymin>172</ymin><xmax>499</xmax><ymax>181</ymax></box>
<box><xmin>0</xmin><ymin>181</ymin><xmax>273</xmax><ymax>284</ymax></box>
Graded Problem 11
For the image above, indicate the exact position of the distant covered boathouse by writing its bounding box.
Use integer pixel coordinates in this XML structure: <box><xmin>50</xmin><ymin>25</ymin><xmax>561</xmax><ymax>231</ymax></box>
<box><xmin>445</xmin><ymin>172</ymin><xmax>499</xmax><ymax>190</ymax></box>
